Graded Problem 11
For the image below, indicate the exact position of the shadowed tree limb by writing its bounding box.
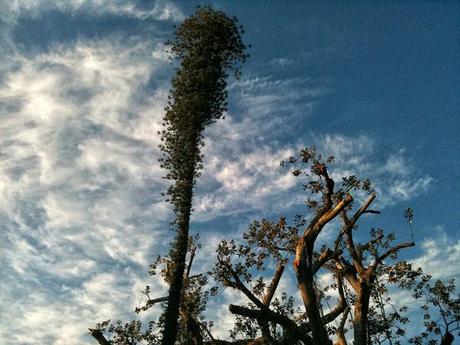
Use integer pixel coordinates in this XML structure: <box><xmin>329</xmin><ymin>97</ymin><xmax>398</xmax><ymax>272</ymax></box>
<box><xmin>89</xmin><ymin>329</ymin><xmax>110</xmax><ymax>345</ymax></box>
<box><xmin>230</xmin><ymin>275</ymin><xmax>347</xmax><ymax>343</ymax></box>
<box><xmin>335</xmin><ymin>307</ymin><xmax>350</xmax><ymax>345</ymax></box>
<box><xmin>313</xmin><ymin>248</ymin><xmax>343</xmax><ymax>274</ymax></box>
<box><xmin>339</xmin><ymin>194</ymin><xmax>378</xmax><ymax>276</ymax></box>
<box><xmin>145</xmin><ymin>296</ymin><xmax>168</xmax><ymax>308</ymax></box>
<box><xmin>295</xmin><ymin>274</ymin><xmax>348</xmax><ymax>330</ymax></box>
<box><xmin>259</xmin><ymin>264</ymin><xmax>285</xmax><ymax>342</ymax></box>
<box><xmin>228</xmin><ymin>304</ymin><xmax>313</xmax><ymax>345</ymax></box>
<box><xmin>218</xmin><ymin>257</ymin><xmax>266</xmax><ymax>310</ymax></box>
<box><xmin>371</xmin><ymin>242</ymin><xmax>415</xmax><ymax>271</ymax></box>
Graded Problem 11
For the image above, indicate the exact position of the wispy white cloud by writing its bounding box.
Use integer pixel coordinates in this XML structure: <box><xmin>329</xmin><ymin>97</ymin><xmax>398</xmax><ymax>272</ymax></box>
<box><xmin>0</xmin><ymin>34</ymin><xmax>173</xmax><ymax>344</ymax></box>
<box><xmin>230</xmin><ymin>76</ymin><xmax>324</xmax><ymax>121</ymax></box>
<box><xmin>412</xmin><ymin>229</ymin><xmax>460</xmax><ymax>280</ymax></box>
<box><xmin>3</xmin><ymin>0</ymin><xmax>184</xmax><ymax>22</ymax></box>
<box><xmin>191</xmin><ymin>75</ymin><xmax>328</xmax><ymax>224</ymax></box>
<box><xmin>2</xmin><ymin>269</ymin><xmax>153</xmax><ymax>345</ymax></box>
<box><xmin>193</xmin><ymin>131</ymin><xmax>433</xmax><ymax>228</ymax></box>
<box><xmin>269</xmin><ymin>57</ymin><xmax>296</xmax><ymax>68</ymax></box>
<box><xmin>313</xmin><ymin>134</ymin><xmax>433</xmax><ymax>207</ymax></box>
<box><xmin>194</xmin><ymin>144</ymin><xmax>298</xmax><ymax>222</ymax></box>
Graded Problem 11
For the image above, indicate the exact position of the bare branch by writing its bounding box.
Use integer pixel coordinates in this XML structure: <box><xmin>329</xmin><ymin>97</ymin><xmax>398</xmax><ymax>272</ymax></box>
<box><xmin>263</xmin><ymin>264</ymin><xmax>285</xmax><ymax>306</ymax></box>
<box><xmin>218</xmin><ymin>257</ymin><xmax>266</xmax><ymax>310</ymax></box>
<box><xmin>341</xmin><ymin>193</ymin><xmax>377</xmax><ymax>265</ymax></box>
<box><xmin>291</xmin><ymin>275</ymin><xmax>347</xmax><ymax>331</ymax></box>
<box><xmin>228</xmin><ymin>304</ymin><xmax>313</xmax><ymax>345</ymax></box>
<box><xmin>295</xmin><ymin>194</ymin><xmax>353</xmax><ymax>273</ymax></box>
<box><xmin>335</xmin><ymin>307</ymin><xmax>350</xmax><ymax>345</ymax></box>
<box><xmin>321</xmin><ymin>275</ymin><xmax>348</xmax><ymax>325</ymax></box>
<box><xmin>362</xmin><ymin>210</ymin><xmax>380</xmax><ymax>214</ymax></box>
<box><xmin>357</xmin><ymin>232</ymin><xmax>385</xmax><ymax>257</ymax></box>
<box><xmin>89</xmin><ymin>329</ymin><xmax>110</xmax><ymax>345</ymax></box>
<box><xmin>309</xmin><ymin>194</ymin><xmax>353</xmax><ymax>238</ymax></box>
<box><xmin>352</xmin><ymin>193</ymin><xmax>376</xmax><ymax>224</ymax></box>
<box><xmin>341</xmin><ymin>211</ymin><xmax>365</xmax><ymax>275</ymax></box>
<box><xmin>185</xmin><ymin>244</ymin><xmax>197</xmax><ymax>279</ymax></box>
<box><xmin>321</xmin><ymin>163</ymin><xmax>335</xmax><ymax>209</ymax></box>
<box><xmin>147</xmin><ymin>296</ymin><xmax>168</xmax><ymax>306</ymax></box>
<box><xmin>372</xmin><ymin>241</ymin><xmax>415</xmax><ymax>271</ymax></box>
<box><xmin>229</xmin><ymin>304</ymin><xmax>289</xmax><ymax>324</ymax></box>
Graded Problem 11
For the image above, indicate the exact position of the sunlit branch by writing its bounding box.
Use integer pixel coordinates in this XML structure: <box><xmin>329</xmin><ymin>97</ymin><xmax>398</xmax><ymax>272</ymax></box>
<box><xmin>263</xmin><ymin>264</ymin><xmax>285</xmax><ymax>305</ymax></box>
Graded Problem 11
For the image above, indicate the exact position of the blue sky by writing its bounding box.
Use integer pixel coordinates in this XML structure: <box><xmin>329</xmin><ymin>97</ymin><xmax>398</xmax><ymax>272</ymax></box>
<box><xmin>0</xmin><ymin>1</ymin><xmax>459</xmax><ymax>344</ymax></box>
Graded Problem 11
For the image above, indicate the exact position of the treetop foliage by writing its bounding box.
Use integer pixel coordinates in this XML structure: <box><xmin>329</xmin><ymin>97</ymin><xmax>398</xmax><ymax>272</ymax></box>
<box><xmin>159</xmin><ymin>6</ymin><xmax>249</xmax><ymax>208</ymax></box>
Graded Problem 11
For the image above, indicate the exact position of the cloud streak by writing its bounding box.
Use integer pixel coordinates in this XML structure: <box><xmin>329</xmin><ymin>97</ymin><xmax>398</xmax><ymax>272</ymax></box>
<box><xmin>0</xmin><ymin>33</ymin><xmax>173</xmax><ymax>344</ymax></box>
<box><xmin>3</xmin><ymin>0</ymin><xmax>184</xmax><ymax>22</ymax></box>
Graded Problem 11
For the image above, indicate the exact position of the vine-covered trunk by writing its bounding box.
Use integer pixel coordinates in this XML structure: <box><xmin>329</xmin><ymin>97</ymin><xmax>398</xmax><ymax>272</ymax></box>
<box><xmin>162</xmin><ymin>172</ymin><xmax>195</xmax><ymax>345</ymax></box>
<box><xmin>158</xmin><ymin>8</ymin><xmax>247</xmax><ymax>344</ymax></box>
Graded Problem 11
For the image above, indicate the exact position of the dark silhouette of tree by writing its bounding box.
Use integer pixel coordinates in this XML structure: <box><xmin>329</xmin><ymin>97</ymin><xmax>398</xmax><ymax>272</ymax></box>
<box><xmin>158</xmin><ymin>6</ymin><xmax>248</xmax><ymax>345</ymax></box>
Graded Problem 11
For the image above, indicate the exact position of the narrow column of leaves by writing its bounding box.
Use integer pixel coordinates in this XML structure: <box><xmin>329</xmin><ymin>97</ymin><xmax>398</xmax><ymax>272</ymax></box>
<box><xmin>159</xmin><ymin>7</ymin><xmax>248</xmax><ymax>345</ymax></box>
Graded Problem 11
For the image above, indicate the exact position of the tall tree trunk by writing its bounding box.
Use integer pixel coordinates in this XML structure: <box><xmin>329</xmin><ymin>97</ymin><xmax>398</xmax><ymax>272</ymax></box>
<box><xmin>162</xmin><ymin>161</ymin><xmax>196</xmax><ymax>345</ymax></box>
<box><xmin>296</xmin><ymin>265</ymin><xmax>330</xmax><ymax>345</ymax></box>
<box><xmin>159</xmin><ymin>7</ymin><xmax>248</xmax><ymax>344</ymax></box>
<box><xmin>353</xmin><ymin>285</ymin><xmax>371</xmax><ymax>345</ymax></box>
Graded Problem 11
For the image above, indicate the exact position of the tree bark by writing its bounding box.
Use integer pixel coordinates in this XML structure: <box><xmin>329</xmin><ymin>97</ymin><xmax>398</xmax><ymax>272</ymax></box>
<box><xmin>295</xmin><ymin>254</ymin><xmax>330</xmax><ymax>345</ymax></box>
<box><xmin>353</xmin><ymin>285</ymin><xmax>371</xmax><ymax>345</ymax></box>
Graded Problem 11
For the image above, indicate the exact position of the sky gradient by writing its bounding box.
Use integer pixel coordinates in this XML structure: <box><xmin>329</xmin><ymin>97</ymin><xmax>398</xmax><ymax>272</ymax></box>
<box><xmin>1</xmin><ymin>1</ymin><xmax>459</xmax><ymax>344</ymax></box>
